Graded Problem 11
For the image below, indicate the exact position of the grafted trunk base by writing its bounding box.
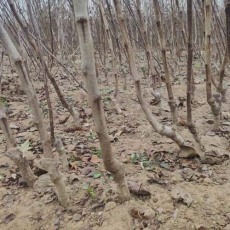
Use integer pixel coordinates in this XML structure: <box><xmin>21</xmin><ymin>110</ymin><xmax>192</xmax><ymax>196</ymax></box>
<box><xmin>6</xmin><ymin>148</ymin><xmax>37</xmax><ymax>187</ymax></box>
<box><xmin>36</xmin><ymin>158</ymin><xmax>69</xmax><ymax>208</ymax></box>
<box><xmin>54</xmin><ymin>138</ymin><xmax>69</xmax><ymax>172</ymax></box>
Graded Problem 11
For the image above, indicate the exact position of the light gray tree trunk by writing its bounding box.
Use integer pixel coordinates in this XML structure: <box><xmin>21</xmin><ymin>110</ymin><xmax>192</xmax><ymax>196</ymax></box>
<box><xmin>0</xmin><ymin>21</ymin><xmax>53</xmax><ymax>158</ymax></box>
<box><xmin>73</xmin><ymin>0</ymin><xmax>130</xmax><ymax>202</ymax></box>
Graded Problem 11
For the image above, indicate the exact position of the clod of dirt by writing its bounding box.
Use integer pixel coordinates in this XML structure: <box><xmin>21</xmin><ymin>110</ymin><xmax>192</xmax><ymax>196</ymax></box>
<box><xmin>53</xmin><ymin>217</ymin><xmax>61</xmax><ymax>230</ymax></box>
<box><xmin>1</xmin><ymin>193</ymin><xmax>15</xmax><ymax>208</ymax></box>
<box><xmin>104</xmin><ymin>201</ymin><xmax>117</xmax><ymax>211</ymax></box>
<box><xmin>42</xmin><ymin>193</ymin><xmax>56</xmax><ymax>204</ymax></box>
<box><xmin>101</xmin><ymin>201</ymin><xmax>139</xmax><ymax>230</ymax></box>
<box><xmin>201</xmin><ymin>150</ymin><xmax>229</xmax><ymax>165</ymax></box>
<box><xmin>0</xmin><ymin>156</ymin><xmax>12</xmax><ymax>168</ymax></box>
<box><xmin>196</xmin><ymin>226</ymin><xmax>208</xmax><ymax>230</ymax></box>
<box><xmin>130</xmin><ymin>207</ymin><xmax>156</xmax><ymax>220</ymax></box>
<box><xmin>181</xmin><ymin>168</ymin><xmax>195</xmax><ymax>181</ymax></box>
<box><xmin>33</xmin><ymin>174</ymin><xmax>54</xmax><ymax>195</ymax></box>
<box><xmin>178</xmin><ymin>145</ymin><xmax>200</xmax><ymax>159</ymax></box>
<box><xmin>22</xmin><ymin>150</ymin><xmax>36</xmax><ymax>161</ymax></box>
<box><xmin>128</xmin><ymin>180</ymin><xmax>151</xmax><ymax>198</ymax></box>
<box><xmin>171</xmin><ymin>188</ymin><xmax>193</xmax><ymax>207</ymax></box>
<box><xmin>2</xmin><ymin>213</ymin><xmax>16</xmax><ymax>224</ymax></box>
<box><xmin>79</xmin><ymin>226</ymin><xmax>93</xmax><ymax>230</ymax></box>
<box><xmin>203</xmin><ymin>177</ymin><xmax>213</xmax><ymax>185</ymax></box>
<box><xmin>69</xmin><ymin>173</ymin><xmax>79</xmax><ymax>184</ymax></box>
<box><xmin>18</xmin><ymin>177</ymin><xmax>28</xmax><ymax>187</ymax></box>
<box><xmin>73</xmin><ymin>213</ymin><xmax>82</xmax><ymax>222</ymax></box>
<box><xmin>81</xmin><ymin>167</ymin><xmax>93</xmax><ymax>176</ymax></box>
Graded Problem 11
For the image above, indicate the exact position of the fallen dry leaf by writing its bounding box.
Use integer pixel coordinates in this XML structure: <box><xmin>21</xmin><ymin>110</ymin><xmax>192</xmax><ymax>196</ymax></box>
<box><xmin>64</xmin><ymin>125</ymin><xmax>84</xmax><ymax>133</ymax></box>
<box><xmin>90</xmin><ymin>155</ymin><xmax>102</xmax><ymax>164</ymax></box>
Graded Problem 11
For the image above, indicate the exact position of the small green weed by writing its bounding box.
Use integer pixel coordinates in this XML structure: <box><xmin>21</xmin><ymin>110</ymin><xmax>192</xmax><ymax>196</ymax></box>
<box><xmin>93</xmin><ymin>148</ymin><xmax>102</xmax><ymax>158</ymax></box>
<box><xmin>83</xmin><ymin>184</ymin><xmax>97</xmax><ymax>199</ymax></box>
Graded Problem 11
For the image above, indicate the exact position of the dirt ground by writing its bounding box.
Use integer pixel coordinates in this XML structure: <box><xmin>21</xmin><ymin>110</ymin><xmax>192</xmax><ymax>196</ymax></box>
<box><xmin>1</xmin><ymin>52</ymin><xmax>230</xmax><ymax>230</ymax></box>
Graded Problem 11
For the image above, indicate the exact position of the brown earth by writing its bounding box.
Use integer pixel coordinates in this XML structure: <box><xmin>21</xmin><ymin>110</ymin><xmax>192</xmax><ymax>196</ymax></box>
<box><xmin>0</xmin><ymin>52</ymin><xmax>230</xmax><ymax>230</ymax></box>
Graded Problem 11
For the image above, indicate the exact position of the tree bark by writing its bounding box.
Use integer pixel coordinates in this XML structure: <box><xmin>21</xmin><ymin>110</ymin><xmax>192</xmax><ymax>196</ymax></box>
<box><xmin>7</xmin><ymin>0</ymin><xmax>81</xmax><ymax>127</ymax></box>
<box><xmin>73</xmin><ymin>0</ymin><xmax>130</xmax><ymax>202</ymax></box>
<box><xmin>225</xmin><ymin>0</ymin><xmax>230</xmax><ymax>58</ymax></box>
<box><xmin>113</xmin><ymin>0</ymin><xmax>193</xmax><ymax>153</ymax></box>
<box><xmin>187</xmin><ymin>0</ymin><xmax>200</xmax><ymax>143</ymax></box>
<box><xmin>153</xmin><ymin>0</ymin><xmax>178</xmax><ymax>124</ymax></box>
<box><xmin>26</xmin><ymin>0</ymin><xmax>55</xmax><ymax>143</ymax></box>
<box><xmin>6</xmin><ymin>148</ymin><xmax>37</xmax><ymax>187</ymax></box>
<box><xmin>0</xmin><ymin>107</ymin><xmax>16</xmax><ymax>148</ymax></box>
<box><xmin>98</xmin><ymin>0</ymin><xmax>122</xmax><ymax>114</ymax></box>
<box><xmin>204</xmin><ymin>0</ymin><xmax>221</xmax><ymax>131</ymax></box>
<box><xmin>136</xmin><ymin>0</ymin><xmax>159</xmax><ymax>89</ymax></box>
<box><xmin>0</xmin><ymin>21</ymin><xmax>53</xmax><ymax>158</ymax></box>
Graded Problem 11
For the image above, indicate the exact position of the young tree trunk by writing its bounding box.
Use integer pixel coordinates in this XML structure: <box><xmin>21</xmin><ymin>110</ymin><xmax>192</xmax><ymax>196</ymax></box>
<box><xmin>26</xmin><ymin>0</ymin><xmax>55</xmax><ymax>143</ymax></box>
<box><xmin>225</xmin><ymin>0</ymin><xmax>230</xmax><ymax>58</ymax></box>
<box><xmin>153</xmin><ymin>0</ymin><xmax>178</xmax><ymax>124</ymax></box>
<box><xmin>105</xmin><ymin>0</ymin><xmax>125</xmax><ymax>89</ymax></box>
<box><xmin>0</xmin><ymin>21</ymin><xmax>69</xmax><ymax>206</ymax></box>
<box><xmin>0</xmin><ymin>105</ymin><xmax>37</xmax><ymax>187</ymax></box>
<box><xmin>7</xmin><ymin>0</ymin><xmax>81</xmax><ymax>127</ymax></box>
<box><xmin>136</xmin><ymin>0</ymin><xmax>159</xmax><ymax>89</ymax></box>
<box><xmin>0</xmin><ymin>107</ymin><xmax>16</xmax><ymax>148</ymax></box>
<box><xmin>175</xmin><ymin>0</ymin><xmax>188</xmax><ymax>49</ymax></box>
<box><xmin>217</xmin><ymin>48</ymin><xmax>228</xmax><ymax>102</ymax></box>
<box><xmin>73</xmin><ymin>0</ymin><xmax>130</xmax><ymax>202</ymax></box>
<box><xmin>54</xmin><ymin>138</ymin><xmax>69</xmax><ymax>172</ymax></box>
<box><xmin>6</xmin><ymin>148</ymin><xmax>37</xmax><ymax>187</ymax></box>
<box><xmin>0</xmin><ymin>21</ymin><xmax>53</xmax><ymax>158</ymax></box>
<box><xmin>186</xmin><ymin>0</ymin><xmax>200</xmax><ymax>143</ymax></box>
<box><xmin>113</xmin><ymin>0</ymin><xmax>196</xmax><ymax>157</ymax></box>
<box><xmin>37</xmin><ymin>158</ymin><xmax>69</xmax><ymax>207</ymax></box>
<box><xmin>98</xmin><ymin>0</ymin><xmax>122</xmax><ymax>114</ymax></box>
<box><xmin>0</xmin><ymin>52</ymin><xmax>3</xmax><ymax>94</ymax></box>
<box><xmin>204</xmin><ymin>0</ymin><xmax>221</xmax><ymax>131</ymax></box>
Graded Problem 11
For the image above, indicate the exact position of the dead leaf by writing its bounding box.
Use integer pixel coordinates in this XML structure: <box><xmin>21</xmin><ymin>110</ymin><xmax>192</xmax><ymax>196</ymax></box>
<box><xmin>59</xmin><ymin>115</ymin><xmax>70</xmax><ymax>124</ymax></box>
<box><xmin>178</xmin><ymin>116</ymin><xmax>187</xmax><ymax>126</ymax></box>
<box><xmin>67</xmin><ymin>144</ymin><xmax>76</xmax><ymax>151</ymax></box>
<box><xmin>81</xmin><ymin>167</ymin><xmax>93</xmax><ymax>176</ymax></box>
<box><xmin>64</xmin><ymin>126</ymin><xmax>84</xmax><ymax>133</ymax></box>
<box><xmin>69</xmin><ymin>161</ymin><xmax>78</xmax><ymax>170</ymax></box>
<box><xmin>90</xmin><ymin>155</ymin><xmax>102</xmax><ymax>164</ymax></box>
<box><xmin>147</xmin><ymin>173</ymin><xmax>172</xmax><ymax>191</ymax></box>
